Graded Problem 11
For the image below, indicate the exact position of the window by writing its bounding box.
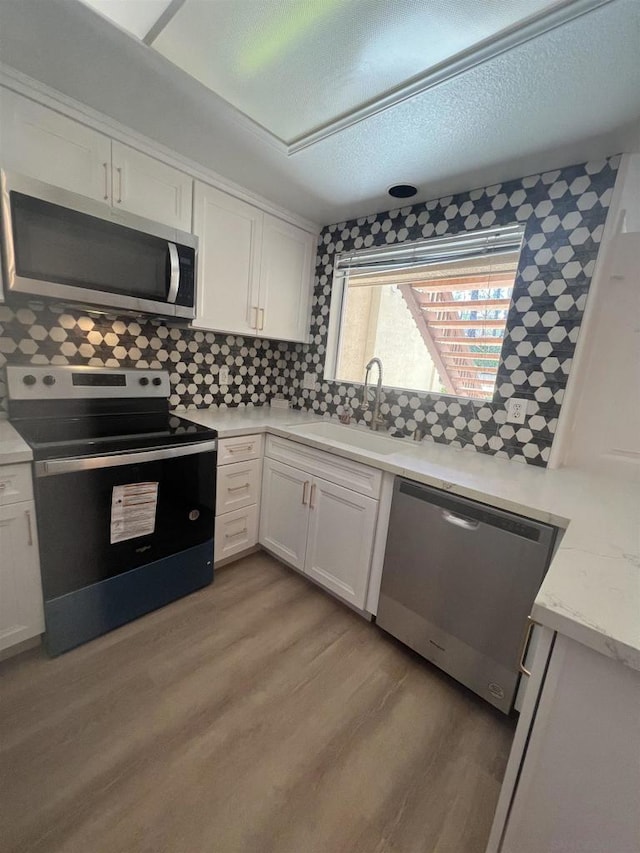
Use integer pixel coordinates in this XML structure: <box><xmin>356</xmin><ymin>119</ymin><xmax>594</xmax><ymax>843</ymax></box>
<box><xmin>329</xmin><ymin>225</ymin><xmax>525</xmax><ymax>401</ymax></box>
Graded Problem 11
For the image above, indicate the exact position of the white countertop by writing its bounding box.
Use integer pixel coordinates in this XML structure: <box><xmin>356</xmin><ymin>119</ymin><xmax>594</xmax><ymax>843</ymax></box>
<box><xmin>0</xmin><ymin>418</ymin><xmax>33</xmax><ymax>464</ymax></box>
<box><xmin>180</xmin><ymin>405</ymin><xmax>640</xmax><ymax>671</ymax></box>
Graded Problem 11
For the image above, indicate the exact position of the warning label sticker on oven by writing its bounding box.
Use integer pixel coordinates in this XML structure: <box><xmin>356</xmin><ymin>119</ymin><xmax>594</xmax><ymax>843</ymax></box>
<box><xmin>110</xmin><ymin>482</ymin><xmax>159</xmax><ymax>544</ymax></box>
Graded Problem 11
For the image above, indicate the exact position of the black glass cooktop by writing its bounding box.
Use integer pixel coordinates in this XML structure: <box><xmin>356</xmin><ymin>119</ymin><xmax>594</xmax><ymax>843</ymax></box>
<box><xmin>11</xmin><ymin>411</ymin><xmax>216</xmax><ymax>461</ymax></box>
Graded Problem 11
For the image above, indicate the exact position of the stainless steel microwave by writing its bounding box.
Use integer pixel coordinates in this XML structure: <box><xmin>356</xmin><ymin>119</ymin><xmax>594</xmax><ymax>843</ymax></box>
<box><xmin>0</xmin><ymin>171</ymin><xmax>197</xmax><ymax>319</ymax></box>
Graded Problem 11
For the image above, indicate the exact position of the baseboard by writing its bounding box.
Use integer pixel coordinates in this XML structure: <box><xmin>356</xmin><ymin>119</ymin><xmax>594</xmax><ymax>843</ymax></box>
<box><xmin>0</xmin><ymin>635</ymin><xmax>42</xmax><ymax>663</ymax></box>
<box><xmin>214</xmin><ymin>545</ymin><xmax>261</xmax><ymax>569</ymax></box>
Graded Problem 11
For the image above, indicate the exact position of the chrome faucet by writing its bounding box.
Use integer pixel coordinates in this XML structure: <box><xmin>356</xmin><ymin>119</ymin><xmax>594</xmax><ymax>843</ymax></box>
<box><xmin>362</xmin><ymin>357</ymin><xmax>386</xmax><ymax>431</ymax></box>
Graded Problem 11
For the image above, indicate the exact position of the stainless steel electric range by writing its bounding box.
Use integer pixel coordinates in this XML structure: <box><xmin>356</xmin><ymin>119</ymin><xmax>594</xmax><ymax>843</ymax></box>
<box><xmin>6</xmin><ymin>365</ymin><xmax>217</xmax><ymax>656</ymax></box>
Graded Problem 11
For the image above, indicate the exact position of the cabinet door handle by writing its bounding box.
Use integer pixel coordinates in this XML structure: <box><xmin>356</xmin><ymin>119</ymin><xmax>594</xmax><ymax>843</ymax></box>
<box><xmin>518</xmin><ymin>616</ymin><xmax>538</xmax><ymax>677</ymax></box>
<box><xmin>116</xmin><ymin>166</ymin><xmax>123</xmax><ymax>203</ymax></box>
<box><xmin>252</xmin><ymin>306</ymin><xmax>259</xmax><ymax>330</ymax></box>
<box><xmin>225</xmin><ymin>528</ymin><xmax>248</xmax><ymax>539</ymax></box>
<box><xmin>102</xmin><ymin>162</ymin><xmax>109</xmax><ymax>200</ymax></box>
<box><xmin>25</xmin><ymin>509</ymin><xmax>34</xmax><ymax>546</ymax></box>
<box><xmin>258</xmin><ymin>307</ymin><xmax>265</xmax><ymax>331</ymax></box>
<box><xmin>302</xmin><ymin>480</ymin><xmax>309</xmax><ymax>505</ymax></box>
<box><xmin>309</xmin><ymin>483</ymin><xmax>316</xmax><ymax>509</ymax></box>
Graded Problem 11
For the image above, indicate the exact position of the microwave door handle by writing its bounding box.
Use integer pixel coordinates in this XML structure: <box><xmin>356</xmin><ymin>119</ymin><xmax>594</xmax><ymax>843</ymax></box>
<box><xmin>167</xmin><ymin>242</ymin><xmax>180</xmax><ymax>303</ymax></box>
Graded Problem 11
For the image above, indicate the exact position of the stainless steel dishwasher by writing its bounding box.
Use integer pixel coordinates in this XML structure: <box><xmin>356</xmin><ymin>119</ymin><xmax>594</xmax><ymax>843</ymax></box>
<box><xmin>376</xmin><ymin>478</ymin><xmax>556</xmax><ymax>713</ymax></box>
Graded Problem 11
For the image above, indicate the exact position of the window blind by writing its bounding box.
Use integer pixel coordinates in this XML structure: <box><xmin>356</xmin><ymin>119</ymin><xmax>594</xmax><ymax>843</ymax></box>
<box><xmin>335</xmin><ymin>224</ymin><xmax>526</xmax><ymax>283</ymax></box>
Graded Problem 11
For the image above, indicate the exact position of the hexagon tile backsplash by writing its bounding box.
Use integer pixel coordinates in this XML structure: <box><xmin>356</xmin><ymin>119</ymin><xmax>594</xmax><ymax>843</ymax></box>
<box><xmin>283</xmin><ymin>156</ymin><xmax>620</xmax><ymax>467</ymax></box>
<box><xmin>0</xmin><ymin>156</ymin><xmax>619</xmax><ymax>467</ymax></box>
<box><xmin>0</xmin><ymin>304</ymin><xmax>289</xmax><ymax>411</ymax></box>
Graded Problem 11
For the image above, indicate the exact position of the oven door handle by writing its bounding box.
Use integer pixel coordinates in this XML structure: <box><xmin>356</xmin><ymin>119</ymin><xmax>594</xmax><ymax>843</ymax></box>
<box><xmin>34</xmin><ymin>440</ymin><xmax>218</xmax><ymax>477</ymax></box>
<box><xmin>167</xmin><ymin>241</ymin><xmax>180</xmax><ymax>304</ymax></box>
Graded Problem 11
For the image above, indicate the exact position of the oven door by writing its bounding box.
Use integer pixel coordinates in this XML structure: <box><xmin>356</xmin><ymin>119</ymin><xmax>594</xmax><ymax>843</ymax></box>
<box><xmin>1</xmin><ymin>171</ymin><xmax>197</xmax><ymax>318</ymax></box>
<box><xmin>33</xmin><ymin>442</ymin><xmax>215</xmax><ymax>654</ymax></box>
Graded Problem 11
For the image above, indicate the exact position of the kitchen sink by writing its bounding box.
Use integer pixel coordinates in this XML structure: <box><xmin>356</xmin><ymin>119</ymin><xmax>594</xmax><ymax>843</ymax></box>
<box><xmin>286</xmin><ymin>421</ymin><xmax>408</xmax><ymax>455</ymax></box>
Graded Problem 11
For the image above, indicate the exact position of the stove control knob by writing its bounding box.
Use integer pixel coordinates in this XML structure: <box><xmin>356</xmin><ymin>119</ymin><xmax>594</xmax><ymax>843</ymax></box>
<box><xmin>139</xmin><ymin>377</ymin><xmax>149</xmax><ymax>386</ymax></box>
<box><xmin>152</xmin><ymin>377</ymin><xmax>162</xmax><ymax>386</ymax></box>
<box><xmin>23</xmin><ymin>374</ymin><xmax>36</xmax><ymax>386</ymax></box>
<box><xmin>43</xmin><ymin>374</ymin><xmax>56</xmax><ymax>386</ymax></box>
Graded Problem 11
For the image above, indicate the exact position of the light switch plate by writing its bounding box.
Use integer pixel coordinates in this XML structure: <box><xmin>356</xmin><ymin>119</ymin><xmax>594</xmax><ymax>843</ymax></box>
<box><xmin>506</xmin><ymin>397</ymin><xmax>528</xmax><ymax>424</ymax></box>
<box><xmin>218</xmin><ymin>366</ymin><xmax>230</xmax><ymax>386</ymax></box>
<box><xmin>303</xmin><ymin>372</ymin><xmax>316</xmax><ymax>390</ymax></box>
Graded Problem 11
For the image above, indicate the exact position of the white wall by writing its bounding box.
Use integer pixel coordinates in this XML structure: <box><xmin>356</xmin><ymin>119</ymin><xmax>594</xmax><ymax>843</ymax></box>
<box><xmin>555</xmin><ymin>153</ymin><xmax>640</xmax><ymax>479</ymax></box>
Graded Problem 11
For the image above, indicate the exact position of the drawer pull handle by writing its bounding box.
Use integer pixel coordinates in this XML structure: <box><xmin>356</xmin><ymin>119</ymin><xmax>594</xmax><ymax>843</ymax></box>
<box><xmin>228</xmin><ymin>483</ymin><xmax>250</xmax><ymax>492</ymax></box>
<box><xmin>228</xmin><ymin>445</ymin><xmax>253</xmax><ymax>454</ymax></box>
<box><xmin>302</xmin><ymin>480</ymin><xmax>309</xmax><ymax>505</ymax></box>
<box><xmin>0</xmin><ymin>482</ymin><xmax>7</xmax><ymax>490</ymax></box>
<box><xmin>518</xmin><ymin>616</ymin><xmax>538</xmax><ymax>677</ymax></box>
<box><xmin>25</xmin><ymin>509</ymin><xmax>33</xmax><ymax>546</ymax></box>
<box><xmin>225</xmin><ymin>528</ymin><xmax>248</xmax><ymax>539</ymax></box>
<box><xmin>309</xmin><ymin>483</ymin><xmax>316</xmax><ymax>509</ymax></box>
<box><xmin>102</xmin><ymin>162</ymin><xmax>109</xmax><ymax>200</ymax></box>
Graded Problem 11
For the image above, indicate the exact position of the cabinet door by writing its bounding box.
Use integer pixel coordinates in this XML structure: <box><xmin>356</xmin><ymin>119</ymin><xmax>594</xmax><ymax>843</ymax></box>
<box><xmin>111</xmin><ymin>141</ymin><xmax>193</xmax><ymax>231</ymax></box>
<box><xmin>305</xmin><ymin>476</ymin><xmax>378</xmax><ymax>609</ymax></box>
<box><xmin>258</xmin><ymin>213</ymin><xmax>315</xmax><ymax>342</ymax></box>
<box><xmin>0</xmin><ymin>501</ymin><xmax>44</xmax><ymax>652</ymax></box>
<box><xmin>259</xmin><ymin>458</ymin><xmax>310</xmax><ymax>570</ymax></box>
<box><xmin>192</xmin><ymin>182</ymin><xmax>262</xmax><ymax>335</ymax></box>
<box><xmin>0</xmin><ymin>87</ymin><xmax>111</xmax><ymax>202</ymax></box>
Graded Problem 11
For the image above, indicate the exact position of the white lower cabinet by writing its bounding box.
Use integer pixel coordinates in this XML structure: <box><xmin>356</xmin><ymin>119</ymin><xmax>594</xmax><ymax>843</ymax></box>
<box><xmin>487</xmin><ymin>630</ymin><xmax>640</xmax><ymax>853</ymax></box>
<box><xmin>214</xmin><ymin>505</ymin><xmax>259</xmax><ymax>564</ymax></box>
<box><xmin>259</xmin><ymin>458</ymin><xmax>310</xmax><ymax>571</ymax></box>
<box><xmin>304</xmin><ymin>477</ymin><xmax>378</xmax><ymax>607</ymax></box>
<box><xmin>260</xmin><ymin>440</ymin><xmax>380</xmax><ymax>609</ymax></box>
<box><xmin>0</xmin><ymin>463</ymin><xmax>44</xmax><ymax>652</ymax></box>
<box><xmin>214</xmin><ymin>435</ymin><xmax>262</xmax><ymax>565</ymax></box>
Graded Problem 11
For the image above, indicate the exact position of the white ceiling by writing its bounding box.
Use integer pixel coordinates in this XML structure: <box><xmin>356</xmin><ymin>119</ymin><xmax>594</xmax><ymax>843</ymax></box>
<box><xmin>150</xmin><ymin>0</ymin><xmax>563</xmax><ymax>145</ymax></box>
<box><xmin>0</xmin><ymin>0</ymin><xmax>639</xmax><ymax>225</ymax></box>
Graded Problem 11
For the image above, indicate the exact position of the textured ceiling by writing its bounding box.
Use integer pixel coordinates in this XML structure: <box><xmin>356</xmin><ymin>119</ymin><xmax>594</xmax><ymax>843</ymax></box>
<box><xmin>0</xmin><ymin>0</ymin><xmax>638</xmax><ymax>225</ymax></box>
<box><xmin>151</xmin><ymin>0</ymin><xmax>562</xmax><ymax>144</ymax></box>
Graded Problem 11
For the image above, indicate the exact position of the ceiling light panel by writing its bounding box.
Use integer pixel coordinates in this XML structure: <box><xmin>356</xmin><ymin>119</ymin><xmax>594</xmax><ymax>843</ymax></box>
<box><xmin>79</xmin><ymin>0</ymin><xmax>174</xmax><ymax>40</ymax></box>
<box><xmin>151</xmin><ymin>0</ymin><xmax>563</xmax><ymax>144</ymax></box>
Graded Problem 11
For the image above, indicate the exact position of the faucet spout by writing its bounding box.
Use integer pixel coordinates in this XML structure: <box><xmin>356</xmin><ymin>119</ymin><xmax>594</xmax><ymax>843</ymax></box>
<box><xmin>363</xmin><ymin>357</ymin><xmax>385</xmax><ymax>431</ymax></box>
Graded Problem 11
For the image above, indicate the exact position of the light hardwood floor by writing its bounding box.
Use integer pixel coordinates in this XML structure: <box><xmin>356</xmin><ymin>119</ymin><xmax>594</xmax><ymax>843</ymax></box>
<box><xmin>0</xmin><ymin>553</ymin><xmax>514</xmax><ymax>853</ymax></box>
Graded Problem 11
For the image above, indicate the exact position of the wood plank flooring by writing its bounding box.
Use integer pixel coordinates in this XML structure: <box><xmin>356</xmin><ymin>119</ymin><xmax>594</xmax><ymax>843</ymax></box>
<box><xmin>0</xmin><ymin>553</ymin><xmax>515</xmax><ymax>853</ymax></box>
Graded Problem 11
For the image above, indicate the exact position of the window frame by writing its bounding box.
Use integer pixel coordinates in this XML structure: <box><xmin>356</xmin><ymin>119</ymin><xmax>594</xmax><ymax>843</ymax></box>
<box><xmin>324</xmin><ymin>224</ymin><xmax>525</xmax><ymax>401</ymax></box>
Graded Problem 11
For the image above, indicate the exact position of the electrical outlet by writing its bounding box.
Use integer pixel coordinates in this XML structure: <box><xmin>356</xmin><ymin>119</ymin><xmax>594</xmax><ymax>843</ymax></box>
<box><xmin>506</xmin><ymin>397</ymin><xmax>528</xmax><ymax>424</ymax></box>
<box><xmin>218</xmin><ymin>366</ymin><xmax>230</xmax><ymax>386</ymax></box>
<box><xmin>303</xmin><ymin>372</ymin><xmax>316</xmax><ymax>390</ymax></box>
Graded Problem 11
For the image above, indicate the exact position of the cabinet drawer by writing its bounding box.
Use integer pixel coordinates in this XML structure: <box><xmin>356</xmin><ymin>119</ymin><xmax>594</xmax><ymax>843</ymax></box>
<box><xmin>216</xmin><ymin>459</ymin><xmax>261</xmax><ymax>515</ymax></box>
<box><xmin>218</xmin><ymin>434</ymin><xmax>263</xmax><ymax>465</ymax></box>
<box><xmin>214</xmin><ymin>504</ymin><xmax>259</xmax><ymax>563</ymax></box>
<box><xmin>265</xmin><ymin>436</ymin><xmax>382</xmax><ymax>499</ymax></box>
<box><xmin>0</xmin><ymin>465</ymin><xmax>34</xmax><ymax>506</ymax></box>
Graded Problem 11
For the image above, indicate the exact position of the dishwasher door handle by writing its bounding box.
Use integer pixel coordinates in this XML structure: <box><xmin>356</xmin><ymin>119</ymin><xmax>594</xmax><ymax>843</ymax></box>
<box><xmin>441</xmin><ymin>510</ymin><xmax>480</xmax><ymax>531</ymax></box>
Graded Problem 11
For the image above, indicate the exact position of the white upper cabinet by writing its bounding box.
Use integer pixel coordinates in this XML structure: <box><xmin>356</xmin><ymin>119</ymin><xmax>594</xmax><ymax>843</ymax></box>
<box><xmin>111</xmin><ymin>141</ymin><xmax>192</xmax><ymax>231</ymax></box>
<box><xmin>193</xmin><ymin>180</ymin><xmax>316</xmax><ymax>342</ymax></box>
<box><xmin>259</xmin><ymin>213</ymin><xmax>315</xmax><ymax>342</ymax></box>
<box><xmin>193</xmin><ymin>182</ymin><xmax>263</xmax><ymax>336</ymax></box>
<box><xmin>0</xmin><ymin>88</ymin><xmax>193</xmax><ymax>230</ymax></box>
<box><xmin>0</xmin><ymin>87</ymin><xmax>111</xmax><ymax>202</ymax></box>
